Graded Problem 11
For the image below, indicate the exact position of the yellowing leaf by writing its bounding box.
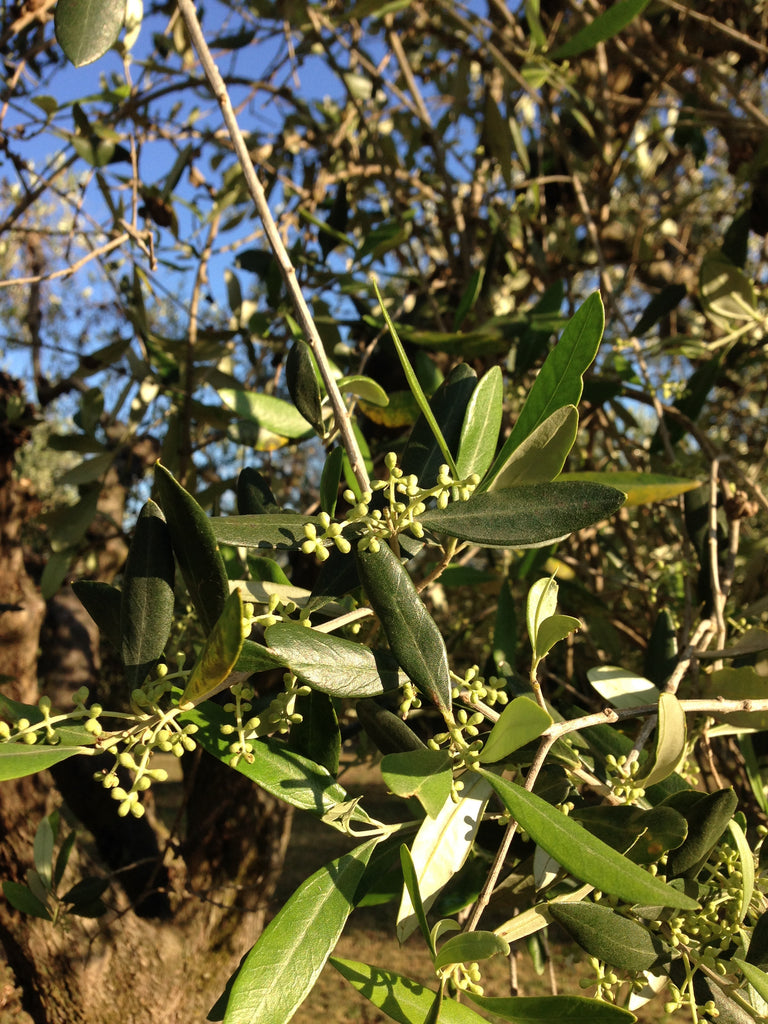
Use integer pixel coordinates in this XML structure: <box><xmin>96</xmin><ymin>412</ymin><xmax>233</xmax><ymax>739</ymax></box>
<box><xmin>559</xmin><ymin>471</ymin><xmax>701</xmax><ymax>506</ymax></box>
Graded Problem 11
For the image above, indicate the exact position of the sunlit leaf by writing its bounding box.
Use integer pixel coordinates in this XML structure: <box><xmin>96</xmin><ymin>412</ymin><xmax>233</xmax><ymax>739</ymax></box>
<box><xmin>476</xmin><ymin>771</ymin><xmax>698</xmax><ymax>909</ymax></box>
<box><xmin>456</xmin><ymin>366</ymin><xmax>503</xmax><ymax>481</ymax></box>
<box><xmin>381</xmin><ymin>750</ymin><xmax>452</xmax><ymax>818</ymax></box>
<box><xmin>433</xmin><ymin>932</ymin><xmax>509</xmax><ymax>971</ymax></box>
<box><xmin>397</xmin><ymin>773</ymin><xmax>492</xmax><ymax>942</ymax></box>
<box><xmin>489</xmin><ymin>406</ymin><xmax>578</xmax><ymax>490</ymax></box>
<box><xmin>180</xmin><ymin>590</ymin><xmax>245</xmax><ymax>705</ymax></box>
<box><xmin>467</xmin><ymin>991</ymin><xmax>636</xmax><ymax>1023</ymax></box>
<box><xmin>479</xmin><ymin>697</ymin><xmax>552</xmax><ymax>764</ymax></box>
<box><xmin>548</xmin><ymin>902</ymin><xmax>663</xmax><ymax>972</ymax></box>
<box><xmin>224</xmin><ymin>839</ymin><xmax>378</xmax><ymax>1024</ymax></box>
<box><xmin>637</xmin><ymin>693</ymin><xmax>687</xmax><ymax>788</ymax></box>
<box><xmin>420</xmin><ymin>482</ymin><xmax>625</xmax><ymax>549</ymax></box>
<box><xmin>219</xmin><ymin>388</ymin><xmax>313</xmax><ymax>440</ymax></box>
<box><xmin>264</xmin><ymin>621</ymin><xmax>401</xmax><ymax>698</ymax></box>
<box><xmin>587</xmin><ymin>666</ymin><xmax>660</xmax><ymax>709</ymax></box>
<box><xmin>560</xmin><ymin>471</ymin><xmax>701</xmax><ymax>506</ymax></box>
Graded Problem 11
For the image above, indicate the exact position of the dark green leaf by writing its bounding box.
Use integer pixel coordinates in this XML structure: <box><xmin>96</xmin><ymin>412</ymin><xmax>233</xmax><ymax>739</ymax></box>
<box><xmin>665</xmin><ymin>788</ymin><xmax>739</xmax><ymax>879</ymax></box>
<box><xmin>121</xmin><ymin>500</ymin><xmax>175</xmax><ymax>689</ymax></box>
<box><xmin>181</xmin><ymin>700</ymin><xmax>369</xmax><ymax>820</ymax></box>
<box><xmin>633</xmin><ymin>284</ymin><xmax>687</xmax><ymax>336</ymax></box>
<box><xmin>356</xmin><ymin>699</ymin><xmax>427</xmax><ymax>755</ymax></box>
<box><xmin>62</xmin><ymin>876</ymin><xmax>109</xmax><ymax>905</ymax></box>
<box><xmin>401</xmin><ymin>364</ymin><xmax>477</xmax><ymax>488</ymax></box>
<box><xmin>290</xmin><ymin>690</ymin><xmax>341</xmax><ymax>776</ymax></box>
<box><xmin>223</xmin><ymin>840</ymin><xmax>378</xmax><ymax>1024</ymax></box>
<box><xmin>571</xmin><ymin>805</ymin><xmax>687</xmax><ymax>863</ymax></box>
<box><xmin>286</xmin><ymin>340</ymin><xmax>324</xmax><ymax>433</ymax></box>
<box><xmin>549</xmin><ymin>902</ymin><xmax>663</xmax><ymax>971</ymax></box>
<box><xmin>483</xmin><ymin>294</ymin><xmax>604</xmax><ymax>489</ymax></box>
<box><xmin>467</xmin><ymin>991</ymin><xmax>636</xmax><ymax>1022</ymax></box>
<box><xmin>746</xmin><ymin>909</ymin><xmax>768</xmax><ymax>969</ymax></box>
<box><xmin>233</xmin><ymin>638</ymin><xmax>286</xmax><ymax>674</ymax></box>
<box><xmin>549</xmin><ymin>0</ymin><xmax>652</xmax><ymax>60</ymax></box>
<box><xmin>476</xmin><ymin>770</ymin><xmax>698</xmax><ymax>908</ymax></box>
<box><xmin>320</xmin><ymin>447</ymin><xmax>344</xmax><ymax>516</ymax></box>
<box><xmin>154</xmin><ymin>462</ymin><xmax>229</xmax><ymax>635</ymax></box>
<box><xmin>2</xmin><ymin>881</ymin><xmax>52</xmax><ymax>920</ymax></box>
<box><xmin>264</xmin><ymin>622</ymin><xmax>401</xmax><ymax>698</ymax></box>
<box><xmin>53</xmin><ymin>830</ymin><xmax>77</xmax><ymax>890</ymax></box>
<box><xmin>55</xmin><ymin>0</ymin><xmax>126</xmax><ymax>67</ymax></box>
<box><xmin>236</xmin><ymin>468</ymin><xmax>279</xmax><ymax>514</ymax></box>
<box><xmin>355</xmin><ymin>541</ymin><xmax>452</xmax><ymax>714</ymax></box>
<box><xmin>419</xmin><ymin>482</ymin><xmax>625</xmax><ymax>548</ymax></box>
<box><xmin>181</xmin><ymin>590</ymin><xmax>246</xmax><ymax>705</ymax></box>
<box><xmin>72</xmin><ymin>581</ymin><xmax>122</xmax><ymax>651</ymax></box>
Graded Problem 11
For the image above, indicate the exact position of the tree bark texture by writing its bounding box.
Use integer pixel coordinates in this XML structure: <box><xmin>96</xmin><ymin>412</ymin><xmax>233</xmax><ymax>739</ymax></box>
<box><xmin>0</xmin><ymin>375</ymin><xmax>292</xmax><ymax>1023</ymax></box>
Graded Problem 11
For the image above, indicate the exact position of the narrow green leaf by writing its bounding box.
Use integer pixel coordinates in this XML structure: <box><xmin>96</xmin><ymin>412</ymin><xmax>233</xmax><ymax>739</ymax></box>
<box><xmin>55</xmin><ymin>0</ymin><xmax>126</xmax><ymax>67</ymax></box>
<box><xmin>699</xmin><ymin>629</ymin><xmax>768</xmax><ymax>660</ymax></box>
<box><xmin>560</xmin><ymin>471</ymin><xmax>701</xmax><ymax>507</ymax></box>
<box><xmin>571</xmin><ymin>805</ymin><xmax>687</xmax><ymax>864</ymax></box>
<box><xmin>733</xmin><ymin>960</ymin><xmax>768</xmax><ymax>1003</ymax></box>
<box><xmin>549</xmin><ymin>0</ymin><xmax>652</xmax><ymax>60</ymax></box>
<box><xmin>331</xmin><ymin>958</ymin><xmax>488</xmax><ymax>1024</ymax></box>
<box><xmin>548</xmin><ymin>902</ymin><xmax>663</xmax><ymax>972</ymax></box>
<box><xmin>121</xmin><ymin>500</ymin><xmax>175</xmax><ymax>689</ymax></box>
<box><xmin>233</xmin><ymin>638</ymin><xmax>286</xmax><ymax>674</ymax></box>
<box><xmin>400</xmin><ymin>844</ymin><xmax>435</xmax><ymax>954</ymax></box>
<box><xmin>210</xmin><ymin>513</ymin><xmax>328</xmax><ymax>551</ymax></box>
<box><xmin>381</xmin><ymin>750</ymin><xmax>453</xmax><ymax>818</ymax></box>
<box><xmin>180</xmin><ymin>700</ymin><xmax>369</xmax><ymax>821</ymax></box>
<box><xmin>236</xmin><ymin>467</ymin><xmax>280</xmax><ymax>514</ymax></box>
<box><xmin>705</xmin><ymin>666</ymin><xmax>768</xmax><ymax>730</ymax></box>
<box><xmin>286</xmin><ymin>340</ymin><xmax>324</xmax><ymax>433</ymax></box>
<box><xmin>456</xmin><ymin>366</ymin><xmax>503</xmax><ymax>481</ymax></box>
<box><xmin>373</xmin><ymin>279</ymin><xmax>459</xmax><ymax>477</ymax></box>
<box><xmin>356</xmin><ymin>699</ymin><xmax>427</xmax><ymax>755</ymax></box>
<box><xmin>727</xmin><ymin>819</ymin><xmax>754</xmax><ymax>925</ymax></box>
<box><xmin>2</xmin><ymin>881</ymin><xmax>52</xmax><ymax>920</ymax></box>
<box><xmin>665</xmin><ymin>788</ymin><xmax>739</xmax><ymax>879</ymax></box>
<box><xmin>433</xmin><ymin>932</ymin><xmax>509</xmax><ymax>971</ymax></box>
<box><xmin>401</xmin><ymin>364</ymin><xmax>477</xmax><ymax>488</ymax></box>
<box><xmin>467</xmin><ymin>991</ymin><xmax>636</xmax><ymax>1022</ymax></box>
<box><xmin>154</xmin><ymin>462</ymin><xmax>229</xmax><ymax>636</ymax></box>
<box><xmin>33</xmin><ymin>816</ymin><xmax>55</xmax><ymax>891</ymax></box>
<box><xmin>397</xmin><ymin>774</ymin><xmax>493</xmax><ymax>941</ymax></box>
<box><xmin>420</xmin><ymin>482</ymin><xmax>625</xmax><ymax>549</ymax></box>
<box><xmin>488</xmin><ymin>406</ymin><xmax>578</xmax><ymax>491</ymax></box>
<box><xmin>356</xmin><ymin>541</ymin><xmax>452</xmax><ymax>714</ymax></box>
<box><xmin>223</xmin><ymin>839</ymin><xmax>378</xmax><ymax>1024</ymax></box>
<box><xmin>0</xmin><ymin>744</ymin><xmax>89</xmax><ymax>781</ymax></box>
<box><xmin>289</xmin><ymin>690</ymin><xmax>341</xmax><ymax>776</ymax></box>
<box><xmin>180</xmin><ymin>590</ymin><xmax>246</xmax><ymax>706</ymax></box>
<box><xmin>219</xmin><ymin>388</ymin><xmax>313</xmax><ymax>441</ymax></box>
<box><xmin>483</xmin><ymin>294</ymin><xmax>604</xmax><ymax>490</ymax></box>
<box><xmin>479</xmin><ymin>697</ymin><xmax>552</xmax><ymax>764</ymax></box>
<box><xmin>53</xmin><ymin>830</ymin><xmax>77</xmax><ymax>890</ymax></box>
<box><xmin>264</xmin><ymin>622</ymin><xmax>401</xmax><ymax>698</ymax></box>
<box><xmin>637</xmin><ymin>693</ymin><xmax>687</xmax><ymax>788</ymax></box>
<box><xmin>633</xmin><ymin>284</ymin><xmax>687</xmax><ymax>336</ymax></box>
<box><xmin>746</xmin><ymin>910</ymin><xmax>768</xmax><ymax>968</ymax></box>
<box><xmin>453</xmin><ymin>268</ymin><xmax>484</xmax><ymax>330</ymax></box>
<box><xmin>72</xmin><ymin>581</ymin><xmax>122</xmax><ymax>651</ymax></box>
<box><xmin>320</xmin><ymin>447</ymin><xmax>344</xmax><ymax>516</ymax></box>
<box><xmin>476</xmin><ymin>771</ymin><xmax>699</xmax><ymax>909</ymax></box>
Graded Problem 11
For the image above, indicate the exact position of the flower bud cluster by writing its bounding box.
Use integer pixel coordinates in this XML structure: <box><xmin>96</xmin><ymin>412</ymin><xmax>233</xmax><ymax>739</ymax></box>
<box><xmin>442</xmin><ymin>960</ymin><xmax>483</xmax><ymax>996</ymax></box>
<box><xmin>301</xmin><ymin>511</ymin><xmax>352</xmax><ymax>563</ymax></box>
<box><xmin>223</xmin><ymin>675</ymin><xmax>311</xmax><ymax>768</ymax></box>
<box><xmin>452</xmin><ymin>666</ymin><xmax>509</xmax><ymax>708</ymax></box>
<box><xmin>604</xmin><ymin>754</ymin><xmax>646</xmax><ymax>804</ymax></box>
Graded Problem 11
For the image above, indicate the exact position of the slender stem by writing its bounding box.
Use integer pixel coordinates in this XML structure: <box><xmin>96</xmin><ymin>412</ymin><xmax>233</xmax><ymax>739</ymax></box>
<box><xmin>174</xmin><ymin>0</ymin><xmax>371</xmax><ymax>494</ymax></box>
